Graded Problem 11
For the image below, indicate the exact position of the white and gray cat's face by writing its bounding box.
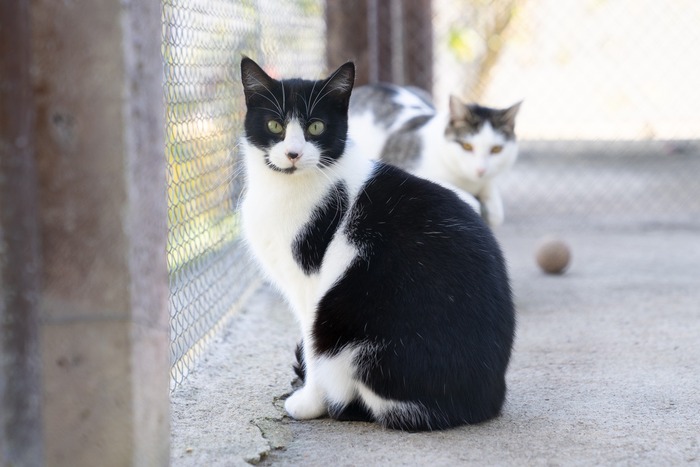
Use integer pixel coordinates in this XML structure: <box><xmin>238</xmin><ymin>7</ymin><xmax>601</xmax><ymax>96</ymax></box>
<box><xmin>442</xmin><ymin>97</ymin><xmax>521</xmax><ymax>181</ymax></box>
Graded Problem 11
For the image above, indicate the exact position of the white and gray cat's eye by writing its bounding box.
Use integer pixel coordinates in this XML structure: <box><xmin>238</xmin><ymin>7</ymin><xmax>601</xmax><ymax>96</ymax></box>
<box><xmin>460</xmin><ymin>141</ymin><xmax>473</xmax><ymax>151</ymax></box>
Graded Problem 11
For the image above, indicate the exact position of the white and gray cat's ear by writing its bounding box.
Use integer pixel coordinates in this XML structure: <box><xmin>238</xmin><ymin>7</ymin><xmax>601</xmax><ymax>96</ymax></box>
<box><xmin>500</xmin><ymin>101</ymin><xmax>522</xmax><ymax>129</ymax></box>
<box><xmin>449</xmin><ymin>95</ymin><xmax>467</xmax><ymax>122</ymax></box>
<box><xmin>240</xmin><ymin>57</ymin><xmax>275</xmax><ymax>104</ymax></box>
<box><xmin>498</xmin><ymin>101</ymin><xmax>523</xmax><ymax>133</ymax></box>
<box><xmin>448</xmin><ymin>95</ymin><xmax>474</xmax><ymax>126</ymax></box>
<box><xmin>323</xmin><ymin>62</ymin><xmax>355</xmax><ymax>104</ymax></box>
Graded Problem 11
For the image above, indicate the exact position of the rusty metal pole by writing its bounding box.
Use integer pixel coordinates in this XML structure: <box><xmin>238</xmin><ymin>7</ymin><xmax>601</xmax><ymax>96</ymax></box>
<box><xmin>326</xmin><ymin>0</ymin><xmax>371</xmax><ymax>85</ymax></box>
<box><xmin>326</xmin><ymin>0</ymin><xmax>433</xmax><ymax>92</ymax></box>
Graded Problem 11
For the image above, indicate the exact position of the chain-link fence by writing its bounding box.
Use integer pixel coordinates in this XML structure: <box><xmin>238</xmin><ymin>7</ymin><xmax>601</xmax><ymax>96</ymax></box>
<box><xmin>163</xmin><ymin>0</ymin><xmax>325</xmax><ymax>391</ymax></box>
<box><xmin>164</xmin><ymin>0</ymin><xmax>699</xmax><ymax>390</ymax></box>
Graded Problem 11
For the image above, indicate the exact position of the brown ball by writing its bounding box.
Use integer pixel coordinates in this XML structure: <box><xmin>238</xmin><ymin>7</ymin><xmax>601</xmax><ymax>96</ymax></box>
<box><xmin>535</xmin><ymin>237</ymin><xmax>571</xmax><ymax>274</ymax></box>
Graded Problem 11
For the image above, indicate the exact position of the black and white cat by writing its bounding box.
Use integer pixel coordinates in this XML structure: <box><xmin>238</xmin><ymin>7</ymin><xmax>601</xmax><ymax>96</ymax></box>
<box><xmin>240</xmin><ymin>57</ymin><xmax>515</xmax><ymax>431</ymax></box>
<box><xmin>349</xmin><ymin>84</ymin><xmax>521</xmax><ymax>227</ymax></box>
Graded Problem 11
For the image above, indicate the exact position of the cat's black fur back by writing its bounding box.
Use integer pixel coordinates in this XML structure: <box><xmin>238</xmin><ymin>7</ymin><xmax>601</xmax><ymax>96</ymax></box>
<box><xmin>318</xmin><ymin>164</ymin><xmax>514</xmax><ymax>428</ymax></box>
<box><xmin>289</xmin><ymin>162</ymin><xmax>515</xmax><ymax>430</ymax></box>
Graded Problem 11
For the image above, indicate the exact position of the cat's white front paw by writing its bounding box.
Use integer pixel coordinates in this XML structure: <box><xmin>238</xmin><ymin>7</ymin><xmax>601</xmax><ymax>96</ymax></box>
<box><xmin>487</xmin><ymin>209</ymin><xmax>504</xmax><ymax>227</ymax></box>
<box><xmin>483</xmin><ymin>199</ymin><xmax>504</xmax><ymax>227</ymax></box>
<box><xmin>284</xmin><ymin>386</ymin><xmax>327</xmax><ymax>420</ymax></box>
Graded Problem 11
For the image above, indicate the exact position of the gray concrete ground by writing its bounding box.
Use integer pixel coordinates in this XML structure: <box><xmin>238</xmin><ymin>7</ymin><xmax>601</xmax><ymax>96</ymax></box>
<box><xmin>171</xmin><ymin>143</ymin><xmax>700</xmax><ymax>465</ymax></box>
<box><xmin>171</xmin><ymin>218</ymin><xmax>700</xmax><ymax>466</ymax></box>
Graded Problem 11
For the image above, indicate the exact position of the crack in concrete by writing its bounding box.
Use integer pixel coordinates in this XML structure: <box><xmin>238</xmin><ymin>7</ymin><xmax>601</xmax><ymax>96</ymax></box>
<box><xmin>247</xmin><ymin>396</ymin><xmax>293</xmax><ymax>465</ymax></box>
<box><xmin>248</xmin><ymin>415</ymin><xmax>291</xmax><ymax>465</ymax></box>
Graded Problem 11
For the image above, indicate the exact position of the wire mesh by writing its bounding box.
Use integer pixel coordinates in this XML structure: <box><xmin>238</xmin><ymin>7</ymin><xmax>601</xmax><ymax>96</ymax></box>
<box><xmin>162</xmin><ymin>0</ymin><xmax>326</xmax><ymax>391</ymax></box>
<box><xmin>163</xmin><ymin>0</ymin><xmax>700</xmax><ymax>390</ymax></box>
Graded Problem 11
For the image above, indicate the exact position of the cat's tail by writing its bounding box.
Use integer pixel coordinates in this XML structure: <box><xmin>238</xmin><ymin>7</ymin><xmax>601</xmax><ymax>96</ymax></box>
<box><xmin>293</xmin><ymin>341</ymin><xmax>306</xmax><ymax>382</ymax></box>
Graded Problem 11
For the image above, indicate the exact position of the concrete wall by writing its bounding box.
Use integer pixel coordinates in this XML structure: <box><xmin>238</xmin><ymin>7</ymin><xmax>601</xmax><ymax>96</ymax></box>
<box><xmin>0</xmin><ymin>1</ymin><xmax>170</xmax><ymax>465</ymax></box>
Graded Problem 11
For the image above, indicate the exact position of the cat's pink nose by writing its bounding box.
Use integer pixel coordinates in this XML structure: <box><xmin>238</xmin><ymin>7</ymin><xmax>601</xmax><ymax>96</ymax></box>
<box><xmin>287</xmin><ymin>152</ymin><xmax>301</xmax><ymax>162</ymax></box>
<box><xmin>477</xmin><ymin>167</ymin><xmax>486</xmax><ymax>177</ymax></box>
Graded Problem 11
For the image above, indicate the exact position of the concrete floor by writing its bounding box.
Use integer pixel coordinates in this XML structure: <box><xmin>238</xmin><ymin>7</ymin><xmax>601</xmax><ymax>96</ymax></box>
<box><xmin>170</xmin><ymin>218</ymin><xmax>700</xmax><ymax>466</ymax></box>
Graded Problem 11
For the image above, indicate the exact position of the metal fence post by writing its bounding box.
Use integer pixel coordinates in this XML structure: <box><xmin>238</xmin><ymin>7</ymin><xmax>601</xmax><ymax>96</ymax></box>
<box><xmin>326</xmin><ymin>0</ymin><xmax>433</xmax><ymax>90</ymax></box>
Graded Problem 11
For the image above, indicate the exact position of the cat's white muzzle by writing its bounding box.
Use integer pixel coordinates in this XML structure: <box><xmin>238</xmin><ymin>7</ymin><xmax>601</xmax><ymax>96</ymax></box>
<box><xmin>266</xmin><ymin>120</ymin><xmax>322</xmax><ymax>173</ymax></box>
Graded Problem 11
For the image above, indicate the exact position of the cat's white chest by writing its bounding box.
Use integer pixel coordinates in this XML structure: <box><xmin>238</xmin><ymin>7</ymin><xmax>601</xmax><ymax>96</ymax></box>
<box><xmin>241</xmin><ymin>140</ymin><xmax>373</xmax><ymax>329</ymax></box>
<box><xmin>241</xmin><ymin>175</ymin><xmax>322</xmax><ymax>322</ymax></box>
<box><xmin>241</xmin><ymin>198</ymin><xmax>297</xmax><ymax>279</ymax></box>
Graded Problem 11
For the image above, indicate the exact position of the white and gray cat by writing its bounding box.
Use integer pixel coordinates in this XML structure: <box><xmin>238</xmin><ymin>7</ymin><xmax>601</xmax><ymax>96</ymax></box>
<box><xmin>239</xmin><ymin>58</ymin><xmax>515</xmax><ymax>431</ymax></box>
<box><xmin>349</xmin><ymin>84</ymin><xmax>521</xmax><ymax>227</ymax></box>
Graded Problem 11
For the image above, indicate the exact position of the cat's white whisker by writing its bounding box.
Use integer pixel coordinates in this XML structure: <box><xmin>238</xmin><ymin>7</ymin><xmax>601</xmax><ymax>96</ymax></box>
<box><xmin>247</xmin><ymin>74</ymin><xmax>284</xmax><ymax>116</ymax></box>
<box><xmin>257</xmin><ymin>106</ymin><xmax>284</xmax><ymax>119</ymax></box>
<box><xmin>281</xmin><ymin>79</ymin><xmax>286</xmax><ymax>115</ymax></box>
<box><xmin>308</xmin><ymin>63</ymin><xmax>351</xmax><ymax>115</ymax></box>
<box><xmin>250</xmin><ymin>91</ymin><xmax>283</xmax><ymax>117</ymax></box>
<box><xmin>308</xmin><ymin>80</ymin><xmax>319</xmax><ymax>115</ymax></box>
<box><xmin>301</xmin><ymin>93</ymin><xmax>311</xmax><ymax>116</ymax></box>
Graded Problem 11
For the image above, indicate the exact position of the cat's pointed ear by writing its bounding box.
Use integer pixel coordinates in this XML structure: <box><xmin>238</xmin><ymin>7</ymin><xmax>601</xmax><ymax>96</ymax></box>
<box><xmin>498</xmin><ymin>101</ymin><xmax>522</xmax><ymax>131</ymax></box>
<box><xmin>324</xmin><ymin>62</ymin><xmax>355</xmax><ymax>107</ymax></box>
<box><xmin>241</xmin><ymin>57</ymin><xmax>275</xmax><ymax>105</ymax></box>
<box><xmin>448</xmin><ymin>95</ymin><xmax>470</xmax><ymax>123</ymax></box>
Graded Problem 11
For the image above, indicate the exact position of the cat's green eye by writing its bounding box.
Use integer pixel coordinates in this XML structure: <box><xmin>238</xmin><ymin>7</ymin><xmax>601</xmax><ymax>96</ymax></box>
<box><xmin>267</xmin><ymin>120</ymin><xmax>284</xmax><ymax>134</ymax></box>
<box><xmin>307</xmin><ymin>121</ymin><xmax>326</xmax><ymax>136</ymax></box>
<box><xmin>490</xmin><ymin>145</ymin><xmax>503</xmax><ymax>154</ymax></box>
<box><xmin>461</xmin><ymin>142</ymin><xmax>474</xmax><ymax>151</ymax></box>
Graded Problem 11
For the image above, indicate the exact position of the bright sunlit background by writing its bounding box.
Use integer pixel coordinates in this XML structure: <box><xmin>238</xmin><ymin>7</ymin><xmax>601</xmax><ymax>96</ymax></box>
<box><xmin>435</xmin><ymin>0</ymin><xmax>700</xmax><ymax>140</ymax></box>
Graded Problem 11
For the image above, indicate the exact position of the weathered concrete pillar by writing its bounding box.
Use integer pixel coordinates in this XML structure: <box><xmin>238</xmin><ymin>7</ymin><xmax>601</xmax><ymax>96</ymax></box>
<box><xmin>0</xmin><ymin>2</ymin><xmax>44</xmax><ymax>466</ymax></box>
<box><xmin>1</xmin><ymin>0</ymin><xmax>170</xmax><ymax>465</ymax></box>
